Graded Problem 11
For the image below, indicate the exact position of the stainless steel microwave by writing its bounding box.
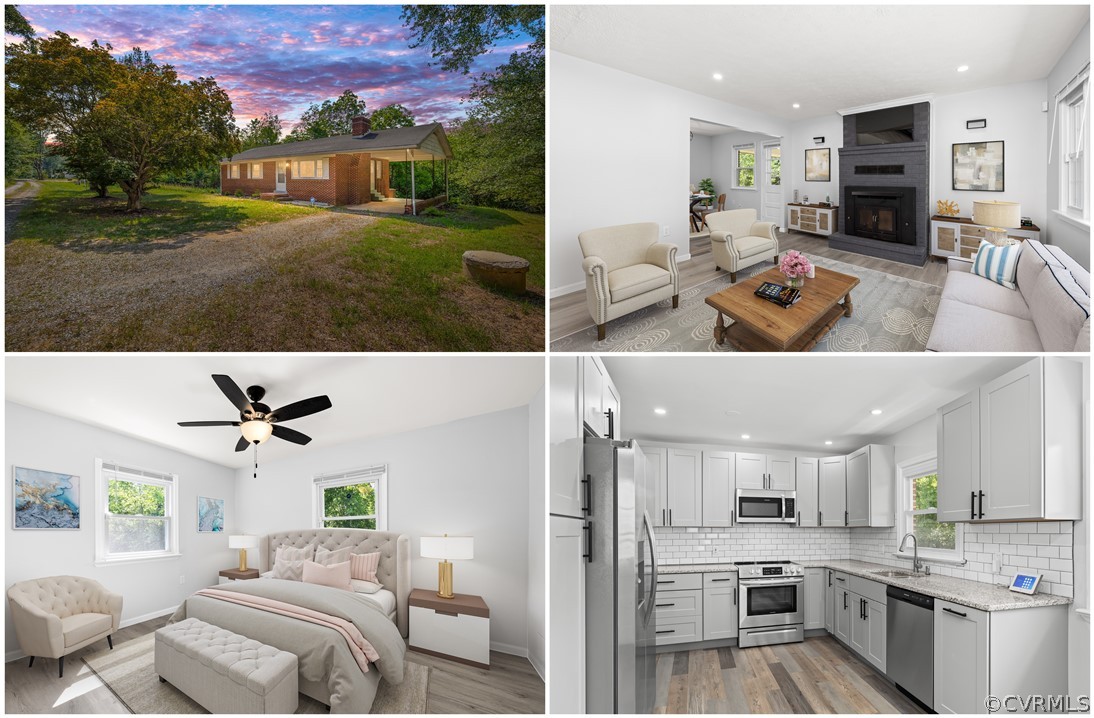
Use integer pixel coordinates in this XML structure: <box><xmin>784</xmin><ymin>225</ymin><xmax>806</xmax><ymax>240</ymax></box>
<box><xmin>736</xmin><ymin>489</ymin><xmax>796</xmax><ymax>524</ymax></box>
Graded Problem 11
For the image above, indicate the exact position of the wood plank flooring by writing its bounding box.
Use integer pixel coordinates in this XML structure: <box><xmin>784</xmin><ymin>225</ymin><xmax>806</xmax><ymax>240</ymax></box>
<box><xmin>653</xmin><ymin>635</ymin><xmax>927</xmax><ymax>714</ymax></box>
<box><xmin>4</xmin><ymin>615</ymin><xmax>544</xmax><ymax>714</ymax></box>
<box><xmin>551</xmin><ymin>230</ymin><xmax>948</xmax><ymax>341</ymax></box>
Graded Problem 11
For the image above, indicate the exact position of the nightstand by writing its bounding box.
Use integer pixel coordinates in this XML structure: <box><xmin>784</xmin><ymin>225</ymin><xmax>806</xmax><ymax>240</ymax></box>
<box><xmin>408</xmin><ymin>588</ymin><xmax>490</xmax><ymax>668</ymax></box>
<box><xmin>218</xmin><ymin>568</ymin><xmax>260</xmax><ymax>584</ymax></box>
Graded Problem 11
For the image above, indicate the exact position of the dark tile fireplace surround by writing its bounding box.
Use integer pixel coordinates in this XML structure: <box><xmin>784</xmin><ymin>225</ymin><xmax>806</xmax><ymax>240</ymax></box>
<box><xmin>827</xmin><ymin>102</ymin><xmax>930</xmax><ymax>266</ymax></box>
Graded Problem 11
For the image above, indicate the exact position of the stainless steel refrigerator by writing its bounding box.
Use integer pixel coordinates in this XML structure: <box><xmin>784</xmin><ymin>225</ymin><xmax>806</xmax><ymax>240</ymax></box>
<box><xmin>585</xmin><ymin>436</ymin><xmax>658</xmax><ymax>714</ymax></box>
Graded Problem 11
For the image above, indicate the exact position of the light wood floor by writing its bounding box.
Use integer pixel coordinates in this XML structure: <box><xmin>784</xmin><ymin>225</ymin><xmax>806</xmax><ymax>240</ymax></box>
<box><xmin>4</xmin><ymin>615</ymin><xmax>545</xmax><ymax>714</ymax></box>
<box><xmin>653</xmin><ymin>635</ymin><xmax>926</xmax><ymax>714</ymax></box>
<box><xmin>551</xmin><ymin>231</ymin><xmax>948</xmax><ymax>341</ymax></box>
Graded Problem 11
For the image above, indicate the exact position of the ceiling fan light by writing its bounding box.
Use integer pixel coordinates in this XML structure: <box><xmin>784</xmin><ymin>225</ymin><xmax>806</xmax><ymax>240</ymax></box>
<box><xmin>241</xmin><ymin>420</ymin><xmax>273</xmax><ymax>444</ymax></box>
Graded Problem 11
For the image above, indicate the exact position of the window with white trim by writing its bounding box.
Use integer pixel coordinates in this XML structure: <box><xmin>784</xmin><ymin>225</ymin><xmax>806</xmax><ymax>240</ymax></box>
<box><xmin>734</xmin><ymin>144</ymin><xmax>756</xmax><ymax>188</ymax></box>
<box><xmin>897</xmin><ymin>456</ymin><xmax>963</xmax><ymax>562</ymax></box>
<box><xmin>96</xmin><ymin>460</ymin><xmax>179</xmax><ymax>563</ymax></box>
<box><xmin>250</xmin><ymin>163</ymin><xmax>263</xmax><ymax>179</ymax></box>
<box><xmin>314</xmin><ymin>465</ymin><xmax>386</xmax><ymax>530</ymax></box>
<box><xmin>292</xmin><ymin>158</ymin><xmax>329</xmax><ymax>180</ymax></box>
<box><xmin>1060</xmin><ymin>66</ymin><xmax>1089</xmax><ymax>220</ymax></box>
<box><xmin>229</xmin><ymin>164</ymin><xmax>240</xmax><ymax>179</ymax></box>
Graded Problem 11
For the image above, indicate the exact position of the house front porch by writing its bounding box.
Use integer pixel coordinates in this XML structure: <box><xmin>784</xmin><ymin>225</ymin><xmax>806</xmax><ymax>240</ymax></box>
<box><xmin>342</xmin><ymin>194</ymin><xmax>449</xmax><ymax>214</ymax></box>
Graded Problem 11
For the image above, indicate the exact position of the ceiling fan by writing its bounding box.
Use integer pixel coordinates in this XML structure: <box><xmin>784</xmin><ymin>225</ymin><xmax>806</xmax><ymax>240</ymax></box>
<box><xmin>178</xmin><ymin>374</ymin><xmax>332</xmax><ymax>452</ymax></box>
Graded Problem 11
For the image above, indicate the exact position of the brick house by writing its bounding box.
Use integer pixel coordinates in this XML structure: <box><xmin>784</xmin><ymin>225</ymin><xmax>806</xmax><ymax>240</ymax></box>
<box><xmin>220</xmin><ymin>116</ymin><xmax>453</xmax><ymax>212</ymax></box>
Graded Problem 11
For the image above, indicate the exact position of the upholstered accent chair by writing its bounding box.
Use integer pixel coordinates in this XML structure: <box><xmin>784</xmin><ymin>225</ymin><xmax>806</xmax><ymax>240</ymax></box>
<box><xmin>706</xmin><ymin>209</ymin><xmax>780</xmax><ymax>282</ymax></box>
<box><xmin>578</xmin><ymin>222</ymin><xmax>679</xmax><ymax>341</ymax></box>
<box><xmin>8</xmin><ymin>576</ymin><xmax>122</xmax><ymax>677</ymax></box>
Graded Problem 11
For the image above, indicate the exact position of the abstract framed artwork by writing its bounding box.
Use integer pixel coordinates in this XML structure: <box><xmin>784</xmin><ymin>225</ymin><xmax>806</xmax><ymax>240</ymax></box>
<box><xmin>805</xmin><ymin>148</ymin><xmax>830</xmax><ymax>182</ymax></box>
<box><xmin>197</xmin><ymin>496</ymin><xmax>225</xmax><ymax>533</ymax></box>
<box><xmin>13</xmin><ymin>466</ymin><xmax>80</xmax><ymax>530</ymax></box>
<box><xmin>952</xmin><ymin>141</ymin><xmax>1004</xmax><ymax>191</ymax></box>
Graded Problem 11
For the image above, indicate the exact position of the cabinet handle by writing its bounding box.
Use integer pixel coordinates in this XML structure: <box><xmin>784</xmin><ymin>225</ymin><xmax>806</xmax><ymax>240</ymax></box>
<box><xmin>978</xmin><ymin>490</ymin><xmax>985</xmax><ymax>519</ymax></box>
<box><xmin>943</xmin><ymin>607</ymin><xmax>967</xmax><ymax>618</ymax></box>
<box><xmin>711</xmin><ymin>578</ymin><xmax>733</xmax><ymax>582</ymax></box>
<box><xmin>733</xmin><ymin>587</ymin><xmax>737</xmax><ymax>605</ymax></box>
<box><xmin>828</xmin><ymin>571</ymin><xmax>832</xmax><ymax>588</ymax></box>
<box><xmin>970</xmin><ymin>491</ymin><xmax>976</xmax><ymax>520</ymax></box>
<box><xmin>844</xmin><ymin>510</ymin><xmax>848</xmax><ymax>526</ymax></box>
<box><xmin>582</xmin><ymin>523</ymin><xmax>592</xmax><ymax>563</ymax></box>
<box><xmin>862</xmin><ymin>599</ymin><xmax>867</xmax><ymax>620</ymax></box>
<box><xmin>582</xmin><ymin>475</ymin><xmax>592</xmax><ymax>516</ymax></box>
<box><xmin>655</xmin><ymin>629</ymin><xmax>676</xmax><ymax>635</ymax></box>
<box><xmin>819</xmin><ymin>510</ymin><xmax>823</xmax><ymax>525</ymax></box>
<box><xmin>656</xmin><ymin>580</ymin><xmax>676</xmax><ymax>585</ymax></box>
<box><xmin>435</xmin><ymin>608</ymin><xmax>460</xmax><ymax>617</ymax></box>
<box><xmin>731</xmin><ymin>510</ymin><xmax>735</xmax><ymax>527</ymax></box>
<box><xmin>797</xmin><ymin>510</ymin><xmax>801</xmax><ymax>525</ymax></box>
<box><xmin>835</xmin><ymin>576</ymin><xmax>845</xmax><ymax>582</ymax></box>
<box><xmin>655</xmin><ymin>603</ymin><xmax>675</xmax><ymax>607</ymax></box>
<box><xmin>605</xmin><ymin>408</ymin><xmax>615</xmax><ymax>440</ymax></box>
<box><xmin>669</xmin><ymin>509</ymin><xmax>672</xmax><ymax>525</ymax></box>
<box><xmin>843</xmin><ymin>592</ymin><xmax>848</xmax><ymax>610</ymax></box>
<box><xmin>662</xmin><ymin>509</ymin><xmax>665</xmax><ymax>525</ymax></box>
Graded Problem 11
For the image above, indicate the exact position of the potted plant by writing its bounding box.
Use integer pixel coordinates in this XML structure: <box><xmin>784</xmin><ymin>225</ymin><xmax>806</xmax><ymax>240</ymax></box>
<box><xmin>780</xmin><ymin>250</ymin><xmax>814</xmax><ymax>289</ymax></box>
<box><xmin>697</xmin><ymin>178</ymin><xmax>715</xmax><ymax>206</ymax></box>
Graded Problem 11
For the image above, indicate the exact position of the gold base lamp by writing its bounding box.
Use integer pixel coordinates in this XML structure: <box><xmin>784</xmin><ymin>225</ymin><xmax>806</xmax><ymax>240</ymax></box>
<box><xmin>972</xmin><ymin>200</ymin><xmax>1021</xmax><ymax>247</ymax></box>
<box><xmin>420</xmin><ymin>534</ymin><xmax>474</xmax><ymax>599</ymax></box>
<box><xmin>228</xmin><ymin>534</ymin><xmax>259</xmax><ymax>571</ymax></box>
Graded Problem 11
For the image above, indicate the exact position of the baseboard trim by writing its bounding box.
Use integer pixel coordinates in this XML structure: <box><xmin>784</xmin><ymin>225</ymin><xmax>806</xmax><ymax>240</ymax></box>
<box><xmin>549</xmin><ymin>281</ymin><xmax>584</xmax><ymax>299</ymax></box>
<box><xmin>528</xmin><ymin>652</ymin><xmax>546</xmax><ymax>681</ymax></box>
<box><xmin>490</xmin><ymin>640</ymin><xmax>528</xmax><ymax>657</ymax></box>
<box><xmin>5</xmin><ymin>605</ymin><xmax>178</xmax><ymax>664</ymax></box>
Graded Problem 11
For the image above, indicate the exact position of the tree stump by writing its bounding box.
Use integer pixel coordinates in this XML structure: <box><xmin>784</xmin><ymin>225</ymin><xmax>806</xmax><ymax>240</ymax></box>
<box><xmin>462</xmin><ymin>250</ymin><xmax>530</xmax><ymax>293</ymax></box>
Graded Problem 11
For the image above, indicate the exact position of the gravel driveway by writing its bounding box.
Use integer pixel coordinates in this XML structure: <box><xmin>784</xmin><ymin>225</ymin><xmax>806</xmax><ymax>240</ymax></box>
<box><xmin>6</xmin><ymin>212</ymin><xmax>375</xmax><ymax>350</ymax></box>
<box><xmin>6</xmin><ymin>180</ymin><xmax>40</xmax><ymax>242</ymax></box>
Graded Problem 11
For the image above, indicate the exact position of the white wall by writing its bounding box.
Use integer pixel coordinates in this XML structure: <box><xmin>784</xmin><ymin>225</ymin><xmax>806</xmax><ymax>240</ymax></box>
<box><xmin>1046</xmin><ymin>20</ymin><xmax>1091</xmax><ymax>270</ymax></box>
<box><xmin>787</xmin><ymin>113</ymin><xmax>844</xmax><ymax>208</ymax></box>
<box><xmin>233</xmin><ymin>406</ymin><xmax>534</xmax><ymax>656</ymax></box>
<box><xmin>5</xmin><ymin>403</ymin><xmax>237</xmax><ymax>659</ymax></box>
<box><xmin>932</xmin><ymin>80</ymin><xmax>1048</xmax><ymax>230</ymax></box>
<box><xmin>550</xmin><ymin>50</ymin><xmax>788</xmax><ymax>296</ymax></box>
<box><xmin>689</xmin><ymin>133</ymin><xmax>712</xmax><ymax>188</ymax></box>
<box><xmin>526</xmin><ymin>386</ymin><xmax>545</xmax><ymax>679</ymax></box>
<box><xmin>1068</xmin><ymin>361</ymin><xmax>1090</xmax><ymax>699</ymax></box>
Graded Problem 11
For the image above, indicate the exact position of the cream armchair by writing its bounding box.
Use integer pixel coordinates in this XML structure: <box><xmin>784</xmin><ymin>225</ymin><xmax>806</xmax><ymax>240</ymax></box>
<box><xmin>8</xmin><ymin>576</ymin><xmax>122</xmax><ymax>677</ymax></box>
<box><xmin>579</xmin><ymin>222</ymin><xmax>679</xmax><ymax>341</ymax></box>
<box><xmin>707</xmin><ymin>209</ymin><xmax>780</xmax><ymax>282</ymax></box>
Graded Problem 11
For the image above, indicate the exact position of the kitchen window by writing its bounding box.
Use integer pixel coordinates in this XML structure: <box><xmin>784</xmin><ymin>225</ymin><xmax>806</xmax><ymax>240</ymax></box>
<box><xmin>292</xmin><ymin>158</ymin><xmax>329</xmax><ymax>180</ymax></box>
<box><xmin>314</xmin><ymin>465</ymin><xmax>386</xmax><ymax>530</ymax></box>
<box><xmin>95</xmin><ymin>460</ymin><xmax>180</xmax><ymax>564</ymax></box>
<box><xmin>897</xmin><ymin>456</ymin><xmax>963</xmax><ymax>562</ymax></box>
<box><xmin>734</xmin><ymin>144</ymin><xmax>756</xmax><ymax>189</ymax></box>
<box><xmin>1059</xmin><ymin>66</ymin><xmax>1089</xmax><ymax>221</ymax></box>
<box><xmin>250</xmin><ymin>163</ymin><xmax>263</xmax><ymax>179</ymax></box>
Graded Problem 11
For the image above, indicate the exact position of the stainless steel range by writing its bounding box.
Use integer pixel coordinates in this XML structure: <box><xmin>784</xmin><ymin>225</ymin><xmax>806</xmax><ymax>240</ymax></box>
<box><xmin>736</xmin><ymin>560</ymin><xmax>805</xmax><ymax>648</ymax></box>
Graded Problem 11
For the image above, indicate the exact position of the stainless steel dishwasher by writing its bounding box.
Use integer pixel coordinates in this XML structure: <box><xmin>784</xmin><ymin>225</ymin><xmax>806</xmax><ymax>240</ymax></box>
<box><xmin>886</xmin><ymin>585</ymin><xmax>934</xmax><ymax>709</ymax></box>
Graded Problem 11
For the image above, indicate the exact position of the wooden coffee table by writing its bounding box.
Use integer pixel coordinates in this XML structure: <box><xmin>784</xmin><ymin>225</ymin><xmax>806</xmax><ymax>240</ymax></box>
<box><xmin>705</xmin><ymin>267</ymin><xmax>860</xmax><ymax>351</ymax></box>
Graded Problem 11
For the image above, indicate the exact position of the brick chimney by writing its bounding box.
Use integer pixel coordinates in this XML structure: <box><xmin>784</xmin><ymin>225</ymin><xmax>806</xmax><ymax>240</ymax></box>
<box><xmin>352</xmin><ymin>115</ymin><xmax>370</xmax><ymax>136</ymax></box>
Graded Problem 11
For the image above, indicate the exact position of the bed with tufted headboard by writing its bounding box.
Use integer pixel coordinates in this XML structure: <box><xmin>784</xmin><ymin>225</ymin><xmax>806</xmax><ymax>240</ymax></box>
<box><xmin>260</xmin><ymin>528</ymin><xmax>411</xmax><ymax>637</ymax></box>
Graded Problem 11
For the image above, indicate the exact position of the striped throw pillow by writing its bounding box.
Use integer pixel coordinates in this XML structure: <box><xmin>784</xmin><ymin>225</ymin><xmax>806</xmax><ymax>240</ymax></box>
<box><xmin>350</xmin><ymin>551</ymin><xmax>381</xmax><ymax>582</ymax></box>
<box><xmin>972</xmin><ymin>240</ymin><xmax>1020</xmax><ymax>289</ymax></box>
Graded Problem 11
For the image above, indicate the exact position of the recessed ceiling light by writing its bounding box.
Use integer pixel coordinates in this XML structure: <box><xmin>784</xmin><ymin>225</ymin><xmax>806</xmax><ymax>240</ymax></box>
<box><xmin>825</xmin><ymin>440</ymin><xmax>833</xmax><ymax>446</ymax></box>
<box><xmin>741</xmin><ymin>434</ymin><xmax>750</xmax><ymax>440</ymax></box>
<box><xmin>957</xmin><ymin>65</ymin><xmax>969</xmax><ymax>72</ymax></box>
<box><xmin>871</xmin><ymin>409</ymin><xmax>883</xmax><ymax>415</ymax></box>
<box><xmin>712</xmin><ymin>72</ymin><xmax>723</xmax><ymax>81</ymax></box>
<box><xmin>724</xmin><ymin>409</ymin><xmax>741</xmax><ymax>417</ymax></box>
<box><xmin>792</xmin><ymin>103</ymin><xmax>801</xmax><ymax>109</ymax></box>
<box><xmin>654</xmin><ymin>408</ymin><xmax>667</xmax><ymax>415</ymax></box>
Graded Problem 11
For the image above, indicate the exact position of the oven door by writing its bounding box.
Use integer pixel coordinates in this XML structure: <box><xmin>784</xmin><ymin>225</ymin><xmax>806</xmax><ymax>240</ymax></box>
<box><xmin>736</xmin><ymin>494</ymin><xmax>786</xmax><ymax>523</ymax></box>
<box><xmin>739</xmin><ymin>578</ymin><xmax>805</xmax><ymax>629</ymax></box>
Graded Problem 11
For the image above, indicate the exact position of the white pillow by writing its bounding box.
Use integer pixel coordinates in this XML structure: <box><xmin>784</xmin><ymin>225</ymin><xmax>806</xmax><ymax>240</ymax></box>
<box><xmin>302</xmin><ymin>559</ymin><xmax>352</xmax><ymax>592</ymax></box>
<box><xmin>315</xmin><ymin>546</ymin><xmax>354</xmax><ymax>566</ymax></box>
<box><xmin>350</xmin><ymin>579</ymin><xmax>383</xmax><ymax>594</ymax></box>
<box><xmin>272</xmin><ymin>545</ymin><xmax>315</xmax><ymax>581</ymax></box>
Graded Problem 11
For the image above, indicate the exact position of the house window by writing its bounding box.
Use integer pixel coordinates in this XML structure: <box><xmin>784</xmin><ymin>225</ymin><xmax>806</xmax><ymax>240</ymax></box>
<box><xmin>897</xmin><ymin>456</ymin><xmax>963</xmax><ymax>562</ymax></box>
<box><xmin>229</xmin><ymin>164</ymin><xmax>240</xmax><ymax>179</ymax></box>
<box><xmin>1059</xmin><ymin>67</ymin><xmax>1089</xmax><ymax>220</ymax></box>
<box><xmin>96</xmin><ymin>460</ymin><xmax>179</xmax><ymax>564</ymax></box>
<box><xmin>734</xmin><ymin>145</ymin><xmax>756</xmax><ymax>188</ymax></box>
<box><xmin>250</xmin><ymin>163</ymin><xmax>263</xmax><ymax>179</ymax></box>
<box><xmin>292</xmin><ymin>158</ymin><xmax>329</xmax><ymax>180</ymax></box>
<box><xmin>314</xmin><ymin>465</ymin><xmax>387</xmax><ymax>530</ymax></box>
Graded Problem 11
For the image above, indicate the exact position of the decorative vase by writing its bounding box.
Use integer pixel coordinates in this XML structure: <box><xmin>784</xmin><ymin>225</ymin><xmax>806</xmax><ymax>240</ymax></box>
<box><xmin>785</xmin><ymin>275</ymin><xmax>804</xmax><ymax>289</ymax></box>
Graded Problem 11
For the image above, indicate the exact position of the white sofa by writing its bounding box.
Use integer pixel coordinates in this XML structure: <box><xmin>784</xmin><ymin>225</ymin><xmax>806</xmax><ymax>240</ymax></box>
<box><xmin>926</xmin><ymin>239</ymin><xmax>1090</xmax><ymax>352</ymax></box>
<box><xmin>706</xmin><ymin>209</ymin><xmax>780</xmax><ymax>282</ymax></box>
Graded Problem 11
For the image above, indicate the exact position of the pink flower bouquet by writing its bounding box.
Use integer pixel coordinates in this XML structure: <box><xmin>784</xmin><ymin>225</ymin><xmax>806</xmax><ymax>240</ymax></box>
<box><xmin>780</xmin><ymin>250</ymin><xmax>813</xmax><ymax>280</ymax></box>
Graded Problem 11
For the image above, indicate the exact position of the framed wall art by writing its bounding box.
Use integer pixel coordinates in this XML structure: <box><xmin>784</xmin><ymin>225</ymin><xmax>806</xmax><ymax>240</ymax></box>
<box><xmin>952</xmin><ymin>141</ymin><xmax>1004</xmax><ymax>191</ymax></box>
<box><xmin>13</xmin><ymin>466</ymin><xmax>80</xmax><ymax>529</ymax></box>
<box><xmin>805</xmin><ymin>148</ymin><xmax>830</xmax><ymax>182</ymax></box>
<box><xmin>197</xmin><ymin>496</ymin><xmax>225</xmax><ymax>533</ymax></box>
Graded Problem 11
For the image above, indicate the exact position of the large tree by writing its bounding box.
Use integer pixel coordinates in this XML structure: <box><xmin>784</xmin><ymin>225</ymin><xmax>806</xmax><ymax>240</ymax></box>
<box><xmin>241</xmin><ymin>112</ymin><xmax>282</xmax><ymax>150</ymax></box>
<box><xmin>285</xmin><ymin>90</ymin><xmax>367</xmax><ymax>142</ymax></box>
<box><xmin>5</xmin><ymin>5</ymin><xmax>35</xmax><ymax>42</ymax></box>
<box><xmin>401</xmin><ymin>5</ymin><xmax>543</xmax><ymax>75</ymax></box>
<box><xmin>369</xmin><ymin>103</ymin><xmax>415</xmax><ymax>130</ymax></box>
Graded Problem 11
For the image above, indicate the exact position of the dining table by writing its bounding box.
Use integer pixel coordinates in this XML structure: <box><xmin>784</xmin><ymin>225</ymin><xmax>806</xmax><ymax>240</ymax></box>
<box><xmin>689</xmin><ymin>193</ymin><xmax>713</xmax><ymax>232</ymax></box>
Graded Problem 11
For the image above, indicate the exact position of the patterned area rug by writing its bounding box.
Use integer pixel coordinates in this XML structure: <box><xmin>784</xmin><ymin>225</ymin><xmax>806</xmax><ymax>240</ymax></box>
<box><xmin>550</xmin><ymin>256</ymin><xmax>941</xmax><ymax>352</ymax></box>
<box><xmin>83</xmin><ymin>632</ymin><xmax>430</xmax><ymax>714</ymax></box>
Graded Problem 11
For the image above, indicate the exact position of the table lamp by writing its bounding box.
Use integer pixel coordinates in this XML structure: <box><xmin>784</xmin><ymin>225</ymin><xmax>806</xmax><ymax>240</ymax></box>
<box><xmin>420</xmin><ymin>534</ymin><xmax>474</xmax><ymax>599</ymax></box>
<box><xmin>228</xmin><ymin>534</ymin><xmax>259</xmax><ymax>571</ymax></box>
<box><xmin>972</xmin><ymin>200</ymin><xmax>1021</xmax><ymax>246</ymax></box>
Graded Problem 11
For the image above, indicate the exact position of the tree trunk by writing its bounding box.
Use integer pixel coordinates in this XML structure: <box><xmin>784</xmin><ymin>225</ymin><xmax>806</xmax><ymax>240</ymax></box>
<box><xmin>119</xmin><ymin>179</ymin><xmax>144</xmax><ymax>212</ymax></box>
<box><xmin>92</xmin><ymin>183</ymin><xmax>108</xmax><ymax>198</ymax></box>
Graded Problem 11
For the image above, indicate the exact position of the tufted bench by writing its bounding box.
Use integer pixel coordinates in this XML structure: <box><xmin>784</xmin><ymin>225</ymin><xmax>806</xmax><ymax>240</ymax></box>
<box><xmin>155</xmin><ymin>617</ymin><xmax>298</xmax><ymax>714</ymax></box>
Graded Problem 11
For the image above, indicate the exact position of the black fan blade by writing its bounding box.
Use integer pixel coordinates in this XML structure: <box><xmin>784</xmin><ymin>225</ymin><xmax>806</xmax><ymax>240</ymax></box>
<box><xmin>212</xmin><ymin>374</ymin><xmax>253</xmax><ymax>414</ymax></box>
<box><xmin>235</xmin><ymin>436</ymin><xmax>250</xmax><ymax>452</ymax></box>
<box><xmin>272</xmin><ymin>424</ymin><xmax>312</xmax><ymax>445</ymax></box>
<box><xmin>178</xmin><ymin>421</ymin><xmax>241</xmax><ymax>427</ymax></box>
<box><xmin>269</xmin><ymin>395</ymin><xmax>332</xmax><ymax>422</ymax></box>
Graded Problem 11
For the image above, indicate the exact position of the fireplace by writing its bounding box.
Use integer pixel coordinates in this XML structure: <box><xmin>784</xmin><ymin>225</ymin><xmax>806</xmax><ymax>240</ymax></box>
<box><xmin>845</xmin><ymin>186</ymin><xmax>916</xmax><ymax>246</ymax></box>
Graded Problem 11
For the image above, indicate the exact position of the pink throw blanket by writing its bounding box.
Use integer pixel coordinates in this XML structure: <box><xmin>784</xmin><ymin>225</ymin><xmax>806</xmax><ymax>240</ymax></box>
<box><xmin>194</xmin><ymin>588</ymin><xmax>379</xmax><ymax>673</ymax></box>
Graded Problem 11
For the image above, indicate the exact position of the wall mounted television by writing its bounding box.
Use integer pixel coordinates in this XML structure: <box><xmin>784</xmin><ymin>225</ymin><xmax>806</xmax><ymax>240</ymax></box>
<box><xmin>856</xmin><ymin>105</ymin><xmax>915</xmax><ymax>145</ymax></box>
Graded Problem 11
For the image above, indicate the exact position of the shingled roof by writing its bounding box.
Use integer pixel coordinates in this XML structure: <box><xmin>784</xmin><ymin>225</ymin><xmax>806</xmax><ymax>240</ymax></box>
<box><xmin>225</xmin><ymin>122</ymin><xmax>452</xmax><ymax>162</ymax></box>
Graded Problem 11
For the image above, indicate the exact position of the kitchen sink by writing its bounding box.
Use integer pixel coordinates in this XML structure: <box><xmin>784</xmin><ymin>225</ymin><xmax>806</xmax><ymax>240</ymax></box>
<box><xmin>872</xmin><ymin>569</ymin><xmax>923</xmax><ymax>578</ymax></box>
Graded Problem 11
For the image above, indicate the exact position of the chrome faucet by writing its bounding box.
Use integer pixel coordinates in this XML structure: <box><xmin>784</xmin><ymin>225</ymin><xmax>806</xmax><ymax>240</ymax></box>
<box><xmin>899</xmin><ymin>533</ymin><xmax>923</xmax><ymax>574</ymax></box>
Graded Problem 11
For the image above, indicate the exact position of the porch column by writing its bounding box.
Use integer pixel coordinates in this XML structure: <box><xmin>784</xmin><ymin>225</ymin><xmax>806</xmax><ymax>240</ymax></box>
<box><xmin>445</xmin><ymin>158</ymin><xmax>449</xmax><ymax>199</ymax></box>
<box><xmin>410</xmin><ymin>150</ymin><xmax>417</xmax><ymax>216</ymax></box>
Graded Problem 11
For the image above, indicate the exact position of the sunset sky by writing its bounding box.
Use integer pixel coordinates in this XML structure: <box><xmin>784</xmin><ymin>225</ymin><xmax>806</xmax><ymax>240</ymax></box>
<box><xmin>15</xmin><ymin>5</ymin><xmax>531</xmax><ymax>131</ymax></box>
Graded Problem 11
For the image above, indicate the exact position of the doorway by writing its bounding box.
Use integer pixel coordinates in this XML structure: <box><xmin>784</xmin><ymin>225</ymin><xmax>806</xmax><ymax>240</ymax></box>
<box><xmin>276</xmin><ymin>162</ymin><xmax>287</xmax><ymax>192</ymax></box>
<box><xmin>762</xmin><ymin>141</ymin><xmax>783</xmax><ymax>228</ymax></box>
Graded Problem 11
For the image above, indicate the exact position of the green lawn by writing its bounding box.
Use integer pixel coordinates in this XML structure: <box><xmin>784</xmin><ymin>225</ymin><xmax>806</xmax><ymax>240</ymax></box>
<box><xmin>10</xmin><ymin>180</ymin><xmax>320</xmax><ymax>244</ymax></box>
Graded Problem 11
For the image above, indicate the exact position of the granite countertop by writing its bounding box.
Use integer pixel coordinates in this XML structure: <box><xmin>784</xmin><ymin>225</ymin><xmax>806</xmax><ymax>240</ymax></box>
<box><xmin>659</xmin><ymin>559</ymin><xmax>1072</xmax><ymax>612</ymax></box>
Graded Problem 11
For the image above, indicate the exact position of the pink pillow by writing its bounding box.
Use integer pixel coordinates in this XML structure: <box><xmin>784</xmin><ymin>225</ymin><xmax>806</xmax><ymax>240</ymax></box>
<box><xmin>302</xmin><ymin>559</ymin><xmax>352</xmax><ymax>591</ymax></box>
<box><xmin>350</xmin><ymin>552</ymin><xmax>380</xmax><ymax>582</ymax></box>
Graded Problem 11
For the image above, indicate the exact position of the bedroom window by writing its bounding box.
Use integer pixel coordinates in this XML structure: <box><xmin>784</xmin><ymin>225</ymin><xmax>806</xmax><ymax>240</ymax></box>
<box><xmin>95</xmin><ymin>460</ymin><xmax>180</xmax><ymax>564</ymax></box>
<box><xmin>250</xmin><ymin>163</ymin><xmax>263</xmax><ymax>179</ymax></box>
<box><xmin>314</xmin><ymin>465</ymin><xmax>387</xmax><ymax>531</ymax></box>
<box><xmin>734</xmin><ymin>144</ymin><xmax>756</xmax><ymax>189</ymax></box>
<box><xmin>292</xmin><ymin>158</ymin><xmax>329</xmax><ymax>180</ymax></box>
<box><xmin>896</xmin><ymin>456</ymin><xmax>963</xmax><ymax>562</ymax></box>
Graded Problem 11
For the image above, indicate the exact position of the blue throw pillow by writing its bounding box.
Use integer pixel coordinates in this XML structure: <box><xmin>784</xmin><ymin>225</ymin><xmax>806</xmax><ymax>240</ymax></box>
<box><xmin>971</xmin><ymin>240</ymin><xmax>1020</xmax><ymax>289</ymax></box>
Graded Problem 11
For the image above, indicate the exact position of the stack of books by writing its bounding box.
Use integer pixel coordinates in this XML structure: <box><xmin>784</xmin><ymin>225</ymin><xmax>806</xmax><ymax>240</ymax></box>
<box><xmin>754</xmin><ymin>281</ymin><xmax>802</xmax><ymax>308</ymax></box>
